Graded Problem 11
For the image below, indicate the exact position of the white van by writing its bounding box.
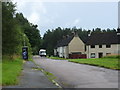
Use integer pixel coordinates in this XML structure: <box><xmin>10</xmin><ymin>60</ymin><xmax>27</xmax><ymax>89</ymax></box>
<box><xmin>39</xmin><ymin>49</ymin><xmax>46</xmax><ymax>57</ymax></box>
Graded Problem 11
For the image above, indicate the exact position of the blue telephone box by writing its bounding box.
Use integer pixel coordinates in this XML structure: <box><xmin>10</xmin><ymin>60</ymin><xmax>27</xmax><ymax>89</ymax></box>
<box><xmin>22</xmin><ymin>46</ymin><xmax>28</xmax><ymax>60</ymax></box>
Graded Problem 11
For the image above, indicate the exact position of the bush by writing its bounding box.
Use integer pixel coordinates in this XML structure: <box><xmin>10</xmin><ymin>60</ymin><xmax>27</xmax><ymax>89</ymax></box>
<box><xmin>103</xmin><ymin>55</ymin><xmax>120</xmax><ymax>59</ymax></box>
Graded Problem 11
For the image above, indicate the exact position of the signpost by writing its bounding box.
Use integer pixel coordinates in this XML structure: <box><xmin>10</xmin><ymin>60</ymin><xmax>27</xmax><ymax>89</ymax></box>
<box><xmin>22</xmin><ymin>46</ymin><xmax>28</xmax><ymax>60</ymax></box>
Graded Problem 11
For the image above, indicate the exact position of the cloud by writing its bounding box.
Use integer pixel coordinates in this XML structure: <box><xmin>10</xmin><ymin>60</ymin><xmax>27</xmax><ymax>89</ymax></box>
<box><xmin>73</xmin><ymin>19</ymin><xmax>80</xmax><ymax>25</ymax></box>
<box><xmin>13</xmin><ymin>0</ymin><xmax>47</xmax><ymax>24</ymax></box>
<box><xmin>28</xmin><ymin>12</ymin><xmax>40</xmax><ymax>24</ymax></box>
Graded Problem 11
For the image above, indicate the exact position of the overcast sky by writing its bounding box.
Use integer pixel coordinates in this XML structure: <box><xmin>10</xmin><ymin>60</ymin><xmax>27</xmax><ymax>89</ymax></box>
<box><xmin>13</xmin><ymin>0</ymin><xmax>118</xmax><ymax>37</ymax></box>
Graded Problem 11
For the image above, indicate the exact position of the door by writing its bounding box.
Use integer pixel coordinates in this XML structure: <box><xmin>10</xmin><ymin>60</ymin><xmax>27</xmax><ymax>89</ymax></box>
<box><xmin>98</xmin><ymin>53</ymin><xmax>103</xmax><ymax>58</ymax></box>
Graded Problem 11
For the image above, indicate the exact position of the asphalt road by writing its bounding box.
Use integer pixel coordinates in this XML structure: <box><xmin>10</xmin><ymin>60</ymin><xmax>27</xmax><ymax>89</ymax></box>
<box><xmin>33</xmin><ymin>56</ymin><xmax>119</xmax><ymax>88</ymax></box>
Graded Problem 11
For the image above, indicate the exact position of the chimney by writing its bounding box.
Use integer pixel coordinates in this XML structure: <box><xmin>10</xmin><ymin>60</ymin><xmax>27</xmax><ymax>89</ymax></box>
<box><xmin>71</xmin><ymin>31</ymin><xmax>75</xmax><ymax>36</ymax></box>
<box><xmin>117</xmin><ymin>27</ymin><xmax>120</xmax><ymax>35</ymax></box>
<box><xmin>88</xmin><ymin>31</ymin><xmax>91</xmax><ymax>36</ymax></box>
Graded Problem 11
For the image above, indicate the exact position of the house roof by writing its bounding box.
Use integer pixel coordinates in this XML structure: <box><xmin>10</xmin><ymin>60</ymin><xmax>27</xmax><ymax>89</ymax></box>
<box><xmin>55</xmin><ymin>35</ymin><xmax>74</xmax><ymax>48</ymax></box>
<box><xmin>86</xmin><ymin>32</ymin><xmax>120</xmax><ymax>45</ymax></box>
<box><xmin>55</xmin><ymin>32</ymin><xmax>120</xmax><ymax>48</ymax></box>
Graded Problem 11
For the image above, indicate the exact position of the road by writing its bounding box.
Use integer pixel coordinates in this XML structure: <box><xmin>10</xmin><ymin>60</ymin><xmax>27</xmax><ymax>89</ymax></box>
<box><xmin>33</xmin><ymin>56</ymin><xmax>119</xmax><ymax>88</ymax></box>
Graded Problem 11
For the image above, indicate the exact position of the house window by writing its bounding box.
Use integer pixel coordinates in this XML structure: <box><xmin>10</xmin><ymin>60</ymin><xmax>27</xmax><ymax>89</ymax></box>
<box><xmin>106</xmin><ymin>53</ymin><xmax>111</xmax><ymax>56</ymax></box>
<box><xmin>106</xmin><ymin>45</ymin><xmax>111</xmax><ymax>48</ymax></box>
<box><xmin>99</xmin><ymin>45</ymin><xmax>102</xmax><ymax>48</ymax></box>
<box><xmin>85</xmin><ymin>45</ymin><xmax>86</xmax><ymax>51</ymax></box>
<box><xmin>98</xmin><ymin>52</ymin><xmax>103</xmax><ymax>58</ymax></box>
<box><xmin>91</xmin><ymin>45</ymin><xmax>95</xmax><ymax>48</ymax></box>
<box><xmin>91</xmin><ymin>53</ymin><xmax>95</xmax><ymax>58</ymax></box>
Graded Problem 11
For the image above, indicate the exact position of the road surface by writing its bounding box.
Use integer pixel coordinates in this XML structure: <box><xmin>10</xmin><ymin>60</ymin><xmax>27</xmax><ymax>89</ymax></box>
<box><xmin>33</xmin><ymin>56</ymin><xmax>119</xmax><ymax>88</ymax></box>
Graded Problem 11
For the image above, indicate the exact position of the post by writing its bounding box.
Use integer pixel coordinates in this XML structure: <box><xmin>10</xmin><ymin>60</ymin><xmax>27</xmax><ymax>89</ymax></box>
<box><xmin>24</xmin><ymin>34</ymin><xmax>25</xmax><ymax>46</ymax></box>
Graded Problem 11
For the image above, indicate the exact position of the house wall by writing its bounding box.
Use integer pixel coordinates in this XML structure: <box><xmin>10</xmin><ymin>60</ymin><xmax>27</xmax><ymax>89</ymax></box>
<box><xmin>86</xmin><ymin>44</ymin><xmax>120</xmax><ymax>58</ymax></box>
<box><xmin>68</xmin><ymin>36</ymin><xmax>85</xmax><ymax>54</ymax></box>
<box><xmin>63</xmin><ymin>46</ymin><xmax>69</xmax><ymax>58</ymax></box>
<box><xmin>55</xmin><ymin>46</ymin><xmax>69</xmax><ymax>58</ymax></box>
<box><xmin>54</xmin><ymin>49</ymin><xmax>57</xmax><ymax>56</ymax></box>
<box><xmin>58</xmin><ymin>47</ymin><xmax>63</xmax><ymax>57</ymax></box>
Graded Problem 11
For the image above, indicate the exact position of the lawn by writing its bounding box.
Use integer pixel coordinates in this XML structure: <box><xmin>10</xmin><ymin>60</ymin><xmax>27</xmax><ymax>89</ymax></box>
<box><xmin>49</xmin><ymin>56</ymin><xmax>68</xmax><ymax>60</ymax></box>
<box><xmin>2</xmin><ymin>56</ymin><xmax>23</xmax><ymax>85</ymax></box>
<box><xmin>69</xmin><ymin>56</ymin><xmax>119</xmax><ymax>70</ymax></box>
<box><xmin>49</xmin><ymin>55</ymin><xmax>119</xmax><ymax>70</ymax></box>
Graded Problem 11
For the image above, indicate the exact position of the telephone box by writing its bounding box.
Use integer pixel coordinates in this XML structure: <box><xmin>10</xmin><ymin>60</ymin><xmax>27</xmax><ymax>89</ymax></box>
<box><xmin>22</xmin><ymin>46</ymin><xmax>28</xmax><ymax>60</ymax></box>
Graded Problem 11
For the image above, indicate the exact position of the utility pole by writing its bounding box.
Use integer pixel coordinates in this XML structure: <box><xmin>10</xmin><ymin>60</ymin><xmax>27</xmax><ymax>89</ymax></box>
<box><xmin>24</xmin><ymin>34</ymin><xmax>25</xmax><ymax>46</ymax></box>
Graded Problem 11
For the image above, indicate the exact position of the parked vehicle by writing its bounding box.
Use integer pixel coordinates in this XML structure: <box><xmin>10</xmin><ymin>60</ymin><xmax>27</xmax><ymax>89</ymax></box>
<box><xmin>39</xmin><ymin>49</ymin><xmax>46</xmax><ymax>57</ymax></box>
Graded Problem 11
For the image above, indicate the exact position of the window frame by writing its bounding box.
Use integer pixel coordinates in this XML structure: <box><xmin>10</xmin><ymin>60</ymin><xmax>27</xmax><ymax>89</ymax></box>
<box><xmin>91</xmin><ymin>53</ymin><xmax>95</xmax><ymax>58</ymax></box>
<box><xmin>99</xmin><ymin>45</ymin><xmax>102</xmax><ymax>48</ymax></box>
<box><xmin>91</xmin><ymin>45</ymin><xmax>95</xmax><ymax>48</ymax></box>
<box><xmin>106</xmin><ymin>45</ymin><xmax>111</xmax><ymax>48</ymax></box>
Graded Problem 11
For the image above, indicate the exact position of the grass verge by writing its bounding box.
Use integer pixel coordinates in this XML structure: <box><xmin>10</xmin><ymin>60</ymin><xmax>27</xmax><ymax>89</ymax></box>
<box><xmin>69</xmin><ymin>57</ymin><xmax>119</xmax><ymax>70</ymax></box>
<box><xmin>49</xmin><ymin>56</ymin><xmax>68</xmax><ymax>60</ymax></box>
<box><xmin>0</xmin><ymin>62</ymin><xmax>2</xmax><ymax>85</ymax></box>
<box><xmin>2</xmin><ymin>56</ymin><xmax>23</xmax><ymax>86</ymax></box>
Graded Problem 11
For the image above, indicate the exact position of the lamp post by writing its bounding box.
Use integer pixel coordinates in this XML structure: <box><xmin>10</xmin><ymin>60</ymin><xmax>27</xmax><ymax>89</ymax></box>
<box><xmin>24</xmin><ymin>34</ymin><xmax>25</xmax><ymax>46</ymax></box>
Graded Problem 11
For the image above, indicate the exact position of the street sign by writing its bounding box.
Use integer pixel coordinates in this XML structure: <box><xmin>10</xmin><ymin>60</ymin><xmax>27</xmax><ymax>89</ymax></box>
<box><xmin>22</xmin><ymin>46</ymin><xmax>28</xmax><ymax>60</ymax></box>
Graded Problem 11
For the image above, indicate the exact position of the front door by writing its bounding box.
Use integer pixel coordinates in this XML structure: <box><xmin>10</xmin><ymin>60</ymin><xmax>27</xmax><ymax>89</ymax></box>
<box><xmin>98</xmin><ymin>53</ymin><xmax>103</xmax><ymax>58</ymax></box>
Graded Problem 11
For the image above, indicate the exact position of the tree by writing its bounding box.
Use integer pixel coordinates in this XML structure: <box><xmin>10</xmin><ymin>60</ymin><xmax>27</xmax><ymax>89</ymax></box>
<box><xmin>15</xmin><ymin>13</ymin><xmax>41</xmax><ymax>55</ymax></box>
<box><xmin>2</xmin><ymin>2</ymin><xmax>19</xmax><ymax>56</ymax></box>
<box><xmin>2</xmin><ymin>2</ymin><xmax>32</xmax><ymax>58</ymax></box>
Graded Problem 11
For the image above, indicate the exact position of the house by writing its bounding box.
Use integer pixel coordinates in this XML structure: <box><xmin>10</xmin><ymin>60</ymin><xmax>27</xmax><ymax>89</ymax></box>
<box><xmin>54</xmin><ymin>33</ymin><xmax>86</xmax><ymax>59</ymax></box>
<box><xmin>86</xmin><ymin>31</ymin><xmax>120</xmax><ymax>58</ymax></box>
<box><xmin>54</xmin><ymin>30</ymin><xmax>120</xmax><ymax>59</ymax></box>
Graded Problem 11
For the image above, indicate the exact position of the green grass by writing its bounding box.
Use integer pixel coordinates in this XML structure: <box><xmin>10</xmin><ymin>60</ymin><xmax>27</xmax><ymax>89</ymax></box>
<box><xmin>49</xmin><ymin>56</ymin><xmax>68</xmax><ymax>60</ymax></box>
<box><xmin>0</xmin><ymin>62</ymin><xmax>2</xmax><ymax>85</ymax></box>
<box><xmin>2</xmin><ymin>56</ymin><xmax>23</xmax><ymax>85</ymax></box>
<box><xmin>49</xmin><ymin>56</ymin><xmax>120</xmax><ymax>70</ymax></box>
<box><xmin>69</xmin><ymin>56</ymin><xmax>119</xmax><ymax>70</ymax></box>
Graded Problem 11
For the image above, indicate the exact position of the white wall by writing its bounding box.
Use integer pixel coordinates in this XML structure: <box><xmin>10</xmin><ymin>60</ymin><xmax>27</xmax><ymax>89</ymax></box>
<box><xmin>63</xmin><ymin>46</ymin><xmax>69</xmax><ymax>58</ymax></box>
<box><xmin>54</xmin><ymin>49</ymin><xmax>57</xmax><ymax>56</ymax></box>
<box><xmin>57</xmin><ymin>46</ymin><xmax>69</xmax><ymax>58</ymax></box>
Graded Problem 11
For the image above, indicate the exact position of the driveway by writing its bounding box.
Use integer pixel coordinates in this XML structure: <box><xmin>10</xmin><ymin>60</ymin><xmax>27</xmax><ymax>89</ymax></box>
<box><xmin>33</xmin><ymin>56</ymin><xmax>118</xmax><ymax>88</ymax></box>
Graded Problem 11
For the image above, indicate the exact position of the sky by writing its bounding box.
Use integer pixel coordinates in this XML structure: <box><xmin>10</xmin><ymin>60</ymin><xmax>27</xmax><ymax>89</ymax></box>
<box><xmin>12</xmin><ymin>0</ymin><xmax>118</xmax><ymax>37</ymax></box>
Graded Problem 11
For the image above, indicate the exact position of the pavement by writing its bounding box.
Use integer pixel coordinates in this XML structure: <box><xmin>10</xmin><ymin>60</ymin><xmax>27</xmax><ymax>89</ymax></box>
<box><xmin>33</xmin><ymin>56</ymin><xmax>119</xmax><ymax>88</ymax></box>
<box><xmin>3</xmin><ymin>60</ymin><xmax>58</xmax><ymax>88</ymax></box>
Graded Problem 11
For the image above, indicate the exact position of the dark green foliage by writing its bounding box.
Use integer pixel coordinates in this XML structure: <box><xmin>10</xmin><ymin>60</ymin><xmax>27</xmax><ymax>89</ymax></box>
<box><xmin>2</xmin><ymin>1</ymin><xmax>41</xmax><ymax>57</ymax></box>
<box><xmin>15</xmin><ymin>13</ymin><xmax>41</xmax><ymax>55</ymax></box>
<box><xmin>2</xmin><ymin>2</ymin><xmax>21</xmax><ymax>56</ymax></box>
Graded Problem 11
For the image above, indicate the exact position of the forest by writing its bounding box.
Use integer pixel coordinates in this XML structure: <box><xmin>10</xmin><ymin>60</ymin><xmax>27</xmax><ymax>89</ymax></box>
<box><xmin>2</xmin><ymin>1</ymin><xmax>117</xmax><ymax>58</ymax></box>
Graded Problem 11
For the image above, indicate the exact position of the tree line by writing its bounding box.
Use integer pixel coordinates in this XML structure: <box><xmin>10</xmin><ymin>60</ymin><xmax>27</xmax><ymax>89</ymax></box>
<box><xmin>2</xmin><ymin>2</ymin><xmax>41</xmax><ymax>58</ymax></box>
